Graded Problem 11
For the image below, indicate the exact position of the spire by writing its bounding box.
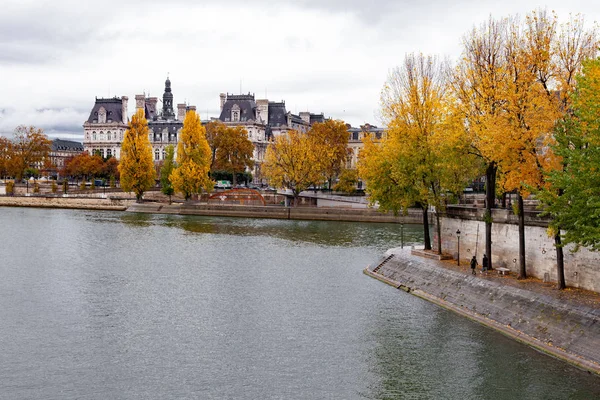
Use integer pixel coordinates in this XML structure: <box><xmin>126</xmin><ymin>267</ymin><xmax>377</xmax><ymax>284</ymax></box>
<box><xmin>162</xmin><ymin>75</ymin><xmax>174</xmax><ymax>119</ymax></box>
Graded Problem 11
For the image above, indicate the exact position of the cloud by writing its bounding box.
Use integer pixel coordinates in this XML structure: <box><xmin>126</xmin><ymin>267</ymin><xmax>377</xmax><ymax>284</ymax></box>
<box><xmin>0</xmin><ymin>108</ymin><xmax>87</xmax><ymax>138</ymax></box>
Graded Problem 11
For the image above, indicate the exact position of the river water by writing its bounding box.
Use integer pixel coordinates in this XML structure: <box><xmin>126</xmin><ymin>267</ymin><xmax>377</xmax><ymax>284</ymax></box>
<box><xmin>0</xmin><ymin>207</ymin><xmax>599</xmax><ymax>399</ymax></box>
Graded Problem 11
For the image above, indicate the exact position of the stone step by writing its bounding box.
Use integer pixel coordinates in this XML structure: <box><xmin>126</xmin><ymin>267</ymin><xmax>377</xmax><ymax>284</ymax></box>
<box><xmin>411</xmin><ymin>248</ymin><xmax>452</xmax><ymax>261</ymax></box>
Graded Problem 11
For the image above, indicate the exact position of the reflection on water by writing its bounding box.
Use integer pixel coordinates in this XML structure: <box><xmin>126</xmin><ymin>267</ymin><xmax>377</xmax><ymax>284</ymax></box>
<box><xmin>0</xmin><ymin>207</ymin><xmax>598</xmax><ymax>399</ymax></box>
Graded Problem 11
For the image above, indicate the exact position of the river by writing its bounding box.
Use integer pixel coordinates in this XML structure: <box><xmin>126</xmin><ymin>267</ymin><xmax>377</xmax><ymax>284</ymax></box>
<box><xmin>0</xmin><ymin>207</ymin><xmax>599</xmax><ymax>399</ymax></box>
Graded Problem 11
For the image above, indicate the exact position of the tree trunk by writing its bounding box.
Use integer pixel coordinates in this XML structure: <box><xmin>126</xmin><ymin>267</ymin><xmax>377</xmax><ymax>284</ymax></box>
<box><xmin>422</xmin><ymin>205</ymin><xmax>432</xmax><ymax>250</ymax></box>
<box><xmin>517</xmin><ymin>192</ymin><xmax>527</xmax><ymax>279</ymax></box>
<box><xmin>436</xmin><ymin>210</ymin><xmax>442</xmax><ymax>255</ymax></box>
<box><xmin>485</xmin><ymin>162</ymin><xmax>497</xmax><ymax>270</ymax></box>
<box><xmin>555</xmin><ymin>231</ymin><xmax>566</xmax><ymax>290</ymax></box>
<box><xmin>232</xmin><ymin>171</ymin><xmax>237</xmax><ymax>186</ymax></box>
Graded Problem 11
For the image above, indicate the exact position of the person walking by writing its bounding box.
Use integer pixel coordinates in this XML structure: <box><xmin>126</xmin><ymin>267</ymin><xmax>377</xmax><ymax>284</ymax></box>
<box><xmin>482</xmin><ymin>254</ymin><xmax>489</xmax><ymax>272</ymax></box>
<box><xmin>470</xmin><ymin>255</ymin><xmax>477</xmax><ymax>275</ymax></box>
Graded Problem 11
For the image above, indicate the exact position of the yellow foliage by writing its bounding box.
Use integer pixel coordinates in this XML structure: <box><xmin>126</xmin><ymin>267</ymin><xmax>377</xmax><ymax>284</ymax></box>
<box><xmin>262</xmin><ymin>130</ymin><xmax>321</xmax><ymax>205</ymax></box>
<box><xmin>118</xmin><ymin>109</ymin><xmax>156</xmax><ymax>202</ymax></box>
<box><xmin>171</xmin><ymin>110</ymin><xmax>213</xmax><ymax>199</ymax></box>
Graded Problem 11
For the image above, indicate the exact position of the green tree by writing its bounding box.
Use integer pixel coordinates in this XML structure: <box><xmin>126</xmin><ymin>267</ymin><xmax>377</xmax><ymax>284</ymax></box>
<box><xmin>160</xmin><ymin>145</ymin><xmax>176</xmax><ymax>203</ymax></box>
<box><xmin>333</xmin><ymin>168</ymin><xmax>358</xmax><ymax>193</ymax></box>
<box><xmin>118</xmin><ymin>109</ymin><xmax>156</xmax><ymax>202</ymax></box>
<box><xmin>170</xmin><ymin>110</ymin><xmax>213</xmax><ymax>200</ymax></box>
<box><xmin>541</xmin><ymin>57</ymin><xmax>600</xmax><ymax>252</ymax></box>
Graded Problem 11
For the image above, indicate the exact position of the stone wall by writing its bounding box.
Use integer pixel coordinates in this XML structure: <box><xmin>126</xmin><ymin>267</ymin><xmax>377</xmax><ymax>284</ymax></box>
<box><xmin>437</xmin><ymin>206</ymin><xmax>600</xmax><ymax>292</ymax></box>
<box><xmin>127</xmin><ymin>202</ymin><xmax>424</xmax><ymax>224</ymax></box>
<box><xmin>366</xmin><ymin>249</ymin><xmax>600</xmax><ymax>375</ymax></box>
<box><xmin>0</xmin><ymin>196</ymin><xmax>133</xmax><ymax>211</ymax></box>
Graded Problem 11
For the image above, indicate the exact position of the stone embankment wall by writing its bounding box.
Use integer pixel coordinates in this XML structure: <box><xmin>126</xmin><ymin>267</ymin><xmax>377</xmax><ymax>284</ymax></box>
<box><xmin>365</xmin><ymin>249</ymin><xmax>600</xmax><ymax>375</ymax></box>
<box><xmin>438</xmin><ymin>206</ymin><xmax>600</xmax><ymax>293</ymax></box>
<box><xmin>127</xmin><ymin>202</ymin><xmax>423</xmax><ymax>224</ymax></box>
<box><xmin>0</xmin><ymin>195</ymin><xmax>133</xmax><ymax>210</ymax></box>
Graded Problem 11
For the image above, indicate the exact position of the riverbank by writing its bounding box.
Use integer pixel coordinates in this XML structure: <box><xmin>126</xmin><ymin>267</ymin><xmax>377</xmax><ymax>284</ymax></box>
<box><xmin>365</xmin><ymin>248</ymin><xmax>600</xmax><ymax>375</ymax></box>
<box><xmin>0</xmin><ymin>196</ymin><xmax>422</xmax><ymax>223</ymax></box>
<box><xmin>125</xmin><ymin>201</ymin><xmax>423</xmax><ymax>223</ymax></box>
<box><xmin>0</xmin><ymin>195</ymin><xmax>132</xmax><ymax>210</ymax></box>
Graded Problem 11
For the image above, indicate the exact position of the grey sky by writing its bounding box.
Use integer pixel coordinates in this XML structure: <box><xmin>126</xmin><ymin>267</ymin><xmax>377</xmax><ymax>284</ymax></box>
<box><xmin>1</xmin><ymin>0</ymin><xmax>598</xmax><ymax>139</ymax></box>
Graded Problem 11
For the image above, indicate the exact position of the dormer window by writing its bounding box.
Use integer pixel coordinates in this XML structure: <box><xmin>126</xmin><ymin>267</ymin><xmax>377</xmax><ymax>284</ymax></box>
<box><xmin>231</xmin><ymin>104</ymin><xmax>240</xmax><ymax>122</ymax></box>
<box><xmin>98</xmin><ymin>107</ymin><xmax>107</xmax><ymax>124</ymax></box>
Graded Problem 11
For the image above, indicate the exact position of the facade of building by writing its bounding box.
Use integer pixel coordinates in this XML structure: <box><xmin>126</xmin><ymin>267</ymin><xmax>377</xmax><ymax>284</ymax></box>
<box><xmin>44</xmin><ymin>139</ymin><xmax>84</xmax><ymax>178</ymax></box>
<box><xmin>217</xmin><ymin>92</ymin><xmax>325</xmax><ymax>180</ymax></box>
<box><xmin>346</xmin><ymin>123</ymin><xmax>385</xmax><ymax>169</ymax></box>
<box><xmin>83</xmin><ymin>77</ymin><xmax>194</xmax><ymax>163</ymax></box>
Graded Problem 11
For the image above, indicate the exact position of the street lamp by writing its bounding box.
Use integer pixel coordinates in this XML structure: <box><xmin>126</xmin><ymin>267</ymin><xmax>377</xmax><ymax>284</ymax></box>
<box><xmin>456</xmin><ymin>229</ymin><xmax>461</xmax><ymax>266</ymax></box>
<box><xmin>401</xmin><ymin>223</ymin><xmax>404</xmax><ymax>249</ymax></box>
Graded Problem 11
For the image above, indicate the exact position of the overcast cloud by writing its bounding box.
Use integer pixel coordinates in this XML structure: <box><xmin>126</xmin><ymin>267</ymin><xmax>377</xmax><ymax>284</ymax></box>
<box><xmin>1</xmin><ymin>0</ymin><xmax>599</xmax><ymax>139</ymax></box>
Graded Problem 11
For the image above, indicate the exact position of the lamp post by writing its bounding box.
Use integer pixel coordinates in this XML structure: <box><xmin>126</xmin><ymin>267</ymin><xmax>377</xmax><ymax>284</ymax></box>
<box><xmin>456</xmin><ymin>229</ymin><xmax>461</xmax><ymax>266</ymax></box>
<box><xmin>401</xmin><ymin>223</ymin><xmax>404</xmax><ymax>249</ymax></box>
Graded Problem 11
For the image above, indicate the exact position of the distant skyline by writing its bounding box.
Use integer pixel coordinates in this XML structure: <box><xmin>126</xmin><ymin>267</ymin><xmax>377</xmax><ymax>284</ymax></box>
<box><xmin>1</xmin><ymin>0</ymin><xmax>599</xmax><ymax>140</ymax></box>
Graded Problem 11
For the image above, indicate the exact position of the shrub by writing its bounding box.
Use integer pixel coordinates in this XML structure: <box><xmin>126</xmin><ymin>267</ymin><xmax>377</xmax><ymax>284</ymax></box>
<box><xmin>6</xmin><ymin>181</ymin><xmax>15</xmax><ymax>195</ymax></box>
<box><xmin>51</xmin><ymin>181</ymin><xmax>58</xmax><ymax>193</ymax></box>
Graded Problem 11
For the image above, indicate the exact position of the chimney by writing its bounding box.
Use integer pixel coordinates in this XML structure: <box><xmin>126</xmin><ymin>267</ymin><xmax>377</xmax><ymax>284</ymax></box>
<box><xmin>299</xmin><ymin>111</ymin><xmax>310</xmax><ymax>124</ymax></box>
<box><xmin>135</xmin><ymin>95</ymin><xmax>145</xmax><ymax>113</ymax></box>
<box><xmin>121</xmin><ymin>96</ymin><xmax>128</xmax><ymax>124</ymax></box>
<box><xmin>187</xmin><ymin>105</ymin><xmax>197</xmax><ymax>114</ymax></box>
<box><xmin>177</xmin><ymin>103</ymin><xmax>186</xmax><ymax>122</ymax></box>
<box><xmin>256</xmin><ymin>99</ymin><xmax>269</xmax><ymax>124</ymax></box>
<box><xmin>146</xmin><ymin>97</ymin><xmax>158</xmax><ymax>120</ymax></box>
<box><xmin>219</xmin><ymin>93</ymin><xmax>226</xmax><ymax>111</ymax></box>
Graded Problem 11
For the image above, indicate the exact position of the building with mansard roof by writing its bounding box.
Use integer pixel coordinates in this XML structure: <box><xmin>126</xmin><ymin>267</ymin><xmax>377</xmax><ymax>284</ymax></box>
<box><xmin>217</xmin><ymin>92</ymin><xmax>325</xmax><ymax>180</ymax></box>
<box><xmin>83</xmin><ymin>77</ymin><xmax>195</xmax><ymax>163</ymax></box>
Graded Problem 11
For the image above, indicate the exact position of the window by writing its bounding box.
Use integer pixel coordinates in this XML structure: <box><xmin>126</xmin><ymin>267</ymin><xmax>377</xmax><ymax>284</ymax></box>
<box><xmin>107</xmin><ymin>132</ymin><xmax>111</xmax><ymax>141</ymax></box>
<box><xmin>231</xmin><ymin>104</ymin><xmax>240</xmax><ymax>122</ymax></box>
<box><xmin>162</xmin><ymin>149</ymin><xmax>166</xmax><ymax>159</ymax></box>
<box><xmin>120</xmin><ymin>131</ymin><xmax>123</xmax><ymax>140</ymax></box>
<box><xmin>93</xmin><ymin>132</ymin><xmax>97</xmax><ymax>141</ymax></box>
<box><xmin>107</xmin><ymin>149</ymin><xmax>112</xmax><ymax>158</ymax></box>
<box><xmin>155</xmin><ymin>149</ymin><xmax>160</xmax><ymax>161</ymax></box>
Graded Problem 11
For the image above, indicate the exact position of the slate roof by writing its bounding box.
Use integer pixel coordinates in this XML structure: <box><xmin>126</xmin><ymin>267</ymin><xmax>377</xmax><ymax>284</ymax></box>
<box><xmin>219</xmin><ymin>94</ymin><xmax>257</xmax><ymax>122</ymax></box>
<box><xmin>310</xmin><ymin>113</ymin><xmax>325</xmax><ymax>124</ymax></box>
<box><xmin>86</xmin><ymin>97</ymin><xmax>124</xmax><ymax>124</ymax></box>
<box><xmin>52</xmin><ymin>139</ymin><xmax>84</xmax><ymax>152</ymax></box>
<box><xmin>149</xmin><ymin>120</ymin><xmax>183</xmax><ymax>136</ymax></box>
<box><xmin>267</xmin><ymin>102</ymin><xmax>287</xmax><ymax>127</ymax></box>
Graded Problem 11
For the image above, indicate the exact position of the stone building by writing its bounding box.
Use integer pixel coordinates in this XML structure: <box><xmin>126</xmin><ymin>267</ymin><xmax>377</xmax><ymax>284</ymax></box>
<box><xmin>217</xmin><ymin>92</ymin><xmax>325</xmax><ymax>180</ymax></box>
<box><xmin>83</xmin><ymin>77</ymin><xmax>195</xmax><ymax>163</ymax></box>
<box><xmin>82</xmin><ymin>96</ymin><xmax>128</xmax><ymax>159</ymax></box>
<box><xmin>346</xmin><ymin>123</ymin><xmax>385</xmax><ymax>169</ymax></box>
<box><xmin>45</xmin><ymin>139</ymin><xmax>84</xmax><ymax>178</ymax></box>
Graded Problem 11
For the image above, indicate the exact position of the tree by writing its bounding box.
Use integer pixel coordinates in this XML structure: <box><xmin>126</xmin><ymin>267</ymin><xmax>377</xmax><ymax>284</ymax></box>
<box><xmin>103</xmin><ymin>157</ymin><xmax>119</xmax><ymax>181</ymax></box>
<box><xmin>361</xmin><ymin>53</ymin><xmax>480</xmax><ymax>252</ymax></box>
<box><xmin>0</xmin><ymin>136</ymin><xmax>12</xmax><ymax>179</ymax></box>
<box><xmin>170</xmin><ymin>110</ymin><xmax>213</xmax><ymax>200</ymax></box>
<box><xmin>541</xmin><ymin>58</ymin><xmax>600</xmax><ymax>252</ymax></box>
<box><xmin>118</xmin><ymin>109</ymin><xmax>156</xmax><ymax>202</ymax></box>
<box><xmin>453</xmin><ymin>16</ymin><xmax>509</xmax><ymax>268</ymax></box>
<box><xmin>160</xmin><ymin>145</ymin><xmax>176</xmax><ymax>203</ymax></box>
<box><xmin>8</xmin><ymin>126</ymin><xmax>51</xmax><ymax>181</ymax></box>
<box><xmin>333</xmin><ymin>168</ymin><xmax>359</xmax><ymax>193</ymax></box>
<box><xmin>263</xmin><ymin>130</ymin><xmax>321</xmax><ymax>206</ymax></box>
<box><xmin>205</xmin><ymin>120</ymin><xmax>227</xmax><ymax>170</ymax></box>
<box><xmin>308</xmin><ymin>120</ymin><xmax>350</xmax><ymax>190</ymax></box>
<box><xmin>213</xmin><ymin>126</ymin><xmax>254</xmax><ymax>186</ymax></box>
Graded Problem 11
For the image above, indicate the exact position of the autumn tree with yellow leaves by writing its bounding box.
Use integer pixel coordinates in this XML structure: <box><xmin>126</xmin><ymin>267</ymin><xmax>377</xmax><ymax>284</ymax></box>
<box><xmin>360</xmin><ymin>53</ymin><xmax>481</xmax><ymax>252</ymax></box>
<box><xmin>118</xmin><ymin>110</ymin><xmax>156</xmax><ymax>202</ymax></box>
<box><xmin>262</xmin><ymin>130</ymin><xmax>322</xmax><ymax>206</ymax></box>
<box><xmin>4</xmin><ymin>125</ymin><xmax>52</xmax><ymax>181</ymax></box>
<box><xmin>212</xmin><ymin>125</ymin><xmax>254</xmax><ymax>186</ymax></box>
<box><xmin>307</xmin><ymin>119</ymin><xmax>350</xmax><ymax>190</ymax></box>
<box><xmin>170</xmin><ymin>110</ymin><xmax>213</xmax><ymax>200</ymax></box>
